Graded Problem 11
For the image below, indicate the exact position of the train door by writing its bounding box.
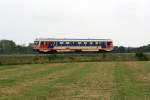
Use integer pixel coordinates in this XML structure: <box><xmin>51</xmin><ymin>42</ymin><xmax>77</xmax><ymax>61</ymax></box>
<box><xmin>96</xmin><ymin>42</ymin><xmax>100</xmax><ymax>49</ymax></box>
<box><xmin>48</xmin><ymin>42</ymin><xmax>54</xmax><ymax>48</ymax></box>
<box><xmin>101</xmin><ymin>42</ymin><xmax>106</xmax><ymax>48</ymax></box>
<box><xmin>40</xmin><ymin>41</ymin><xmax>48</xmax><ymax>49</ymax></box>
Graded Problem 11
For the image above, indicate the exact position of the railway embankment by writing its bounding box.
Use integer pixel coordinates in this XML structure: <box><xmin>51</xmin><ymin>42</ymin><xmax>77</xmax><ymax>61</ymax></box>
<box><xmin>0</xmin><ymin>53</ymin><xmax>150</xmax><ymax>65</ymax></box>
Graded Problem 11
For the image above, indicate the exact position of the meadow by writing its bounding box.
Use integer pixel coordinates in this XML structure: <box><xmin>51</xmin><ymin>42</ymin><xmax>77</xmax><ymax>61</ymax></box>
<box><xmin>0</xmin><ymin>61</ymin><xmax>150</xmax><ymax>100</ymax></box>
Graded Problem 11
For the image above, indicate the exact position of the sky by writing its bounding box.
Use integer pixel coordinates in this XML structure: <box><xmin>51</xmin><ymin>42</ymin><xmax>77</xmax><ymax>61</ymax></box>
<box><xmin>0</xmin><ymin>0</ymin><xmax>150</xmax><ymax>47</ymax></box>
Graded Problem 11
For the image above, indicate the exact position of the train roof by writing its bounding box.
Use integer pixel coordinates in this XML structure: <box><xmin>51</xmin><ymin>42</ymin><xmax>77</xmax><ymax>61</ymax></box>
<box><xmin>35</xmin><ymin>38</ymin><xmax>112</xmax><ymax>42</ymax></box>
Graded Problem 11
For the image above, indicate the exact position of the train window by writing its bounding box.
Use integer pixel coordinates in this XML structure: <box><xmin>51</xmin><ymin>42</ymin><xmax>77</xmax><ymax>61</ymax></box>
<box><xmin>74</xmin><ymin>42</ymin><xmax>79</xmax><ymax>46</ymax></box>
<box><xmin>54</xmin><ymin>42</ymin><xmax>56</xmax><ymax>45</ymax></box>
<box><xmin>78</xmin><ymin>42</ymin><xmax>81</xmax><ymax>44</ymax></box>
<box><xmin>66</xmin><ymin>42</ymin><xmax>69</xmax><ymax>44</ymax></box>
<box><xmin>92</xmin><ymin>42</ymin><xmax>96</xmax><ymax>46</ymax></box>
<box><xmin>41</xmin><ymin>41</ymin><xmax>44</xmax><ymax>45</ymax></box>
<box><xmin>53</xmin><ymin>42</ymin><xmax>56</xmax><ymax>46</ymax></box>
<box><xmin>57</xmin><ymin>42</ymin><xmax>61</xmax><ymax>46</ymax></box>
<box><xmin>45</xmin><ymin>42</ymin><xmax>48</xmax><ymax>45</ymax></box>
<box><xmin>101</xmin><ymin>42</ymin><xmax>106</xmax><ymax>48</ymax></box>
<box><xmin>60</xmin><ymin>42</ymin><xmax>63</xmax><ymax>44</ymax></box>
<box><xmin>95</xmin><ymin>42</ymin><xmax>98</xmax><ymax>46</ymax></box>
<box><xmin>98</xmin><ymin>42</ymin><xmax>101</xmax><ymax>46</ymax></box>
<box><xmin>62</xmin><ymin>42</ymin><xmax>66</xmax><ymax>46</ymax></box>
<box><xmin>81</xmin><ymin>42</ymin><xmax>85</xmax><ymax>46</ymax></box>
<box><xmin>34</xmin><ymin>41</ymin><xmax>39</xmax><ymax>45</ymax></box>
<box><xmin>65</xmin><ymin>42</ymin><xmax>69</xmax><ymax>46</ymax></box>
<box><xmin>69</xmin><ymin>42</ymin><xmax>73</xmax><ymax>46</ymax></box>
<box><xmin>86</xmin><ymin>42</ymin><xmax>90</xmax><ymax>46</ymax></box>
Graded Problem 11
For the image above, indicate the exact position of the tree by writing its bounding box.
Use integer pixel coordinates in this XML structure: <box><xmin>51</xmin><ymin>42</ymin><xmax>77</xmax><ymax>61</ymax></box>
<box><xmin>112</xmin><ymin>46</ymin><xmax>126</xmax><ymax>53</ymax></box>
<box><xmin>0</xmin><ymin>40</ymin><xmax>16</xmax><ymax>54</ymax></box>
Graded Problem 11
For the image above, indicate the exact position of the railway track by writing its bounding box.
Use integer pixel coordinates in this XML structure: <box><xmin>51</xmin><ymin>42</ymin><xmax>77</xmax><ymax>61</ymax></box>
<box><xmin>0</xmin><ymin>52</ymin><xmax>136</xmax><ymax>57</ymax></box>
<box><xmin>0</xmin><ymin>52</ymin><xmax>107</xmax><ymax>56</ymax></box>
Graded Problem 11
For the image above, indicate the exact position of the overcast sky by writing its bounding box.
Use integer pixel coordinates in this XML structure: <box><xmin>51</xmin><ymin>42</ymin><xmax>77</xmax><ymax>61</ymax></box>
<box><xmin>0</xmin><ymin>0</ymin><xmax>150</xmax><ymax>47</ymax></box>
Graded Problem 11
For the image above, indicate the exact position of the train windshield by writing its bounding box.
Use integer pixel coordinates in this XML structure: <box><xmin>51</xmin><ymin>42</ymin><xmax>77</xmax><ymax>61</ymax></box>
<box><xmin>34</xmin><ymin>41</ymin><xmax>39</xmax><ymax>45</ymax></box>
<box><xmin>107</xmin><ymin>41</ymin><xmax>113</xmax><ymax>46</ymax></box>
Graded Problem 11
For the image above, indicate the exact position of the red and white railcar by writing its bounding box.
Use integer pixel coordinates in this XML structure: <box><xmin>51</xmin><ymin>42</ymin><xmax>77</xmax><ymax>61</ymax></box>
<box><xmin>33</xmin><ymin>38</ymin><xmax>113</xmax><ymax>53</ymax></box>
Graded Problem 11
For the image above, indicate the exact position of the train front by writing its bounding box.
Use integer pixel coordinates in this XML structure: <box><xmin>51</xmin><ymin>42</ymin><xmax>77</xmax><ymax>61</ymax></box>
<box><xmin>32</xmin><ymin>40</ymin><xmax>40</xmax><ymax>52</ymax></box>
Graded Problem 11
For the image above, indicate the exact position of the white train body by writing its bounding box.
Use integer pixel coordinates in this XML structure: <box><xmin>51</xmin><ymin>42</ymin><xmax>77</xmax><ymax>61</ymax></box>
<box><xmin>33</xmin><ymin>38</ymin><xmax>113</xmax><ymax>53</ymax></box>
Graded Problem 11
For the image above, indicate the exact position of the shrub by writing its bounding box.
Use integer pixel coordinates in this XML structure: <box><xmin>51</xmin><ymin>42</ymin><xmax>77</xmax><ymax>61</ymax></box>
<box><xmin>102</xmin><ymin>53</ymin><xmax>106</xmax><ymax>58</ymax></box>
<box><xmin>135</xmin><ymin>52</ymin><xmax>148</xmax><ymax>61</ymax></box>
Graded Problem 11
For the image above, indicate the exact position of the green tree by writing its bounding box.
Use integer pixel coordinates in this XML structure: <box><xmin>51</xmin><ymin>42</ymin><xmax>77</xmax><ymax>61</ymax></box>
<box><xmin>0</xmin><ymin>40</ymin><xmax>16</xmax><ymax>54</ymax></box>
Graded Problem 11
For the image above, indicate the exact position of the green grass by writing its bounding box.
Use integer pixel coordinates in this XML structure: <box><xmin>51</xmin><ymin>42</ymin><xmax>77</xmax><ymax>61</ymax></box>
<box><xmin>0</xmin><ymin>62</ymin><xmax>150</xmax><ymax>100</ymax></box>
<box><xmin>113</xmin><ymin>63</ymin><xmax>140</xmax><ymax>100</ymax></box>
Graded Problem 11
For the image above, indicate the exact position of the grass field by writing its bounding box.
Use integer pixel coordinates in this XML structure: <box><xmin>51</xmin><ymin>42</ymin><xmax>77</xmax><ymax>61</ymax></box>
<box><xmin>0</xmin><ymin>61</ymin><xmax>150</xmax><ymax>100</ymax></box>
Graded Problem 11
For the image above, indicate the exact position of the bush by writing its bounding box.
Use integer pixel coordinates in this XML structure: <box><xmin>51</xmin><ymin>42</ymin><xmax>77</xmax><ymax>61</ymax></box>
<box><xmin>102</xmin><ymin>53</ymin><xmax>106</xmax><ymax>58</ymax></box>
<box><xmin>135</xmin><ymin>52</ymin><xmax>148</xmax><ymax>61</ymax></box>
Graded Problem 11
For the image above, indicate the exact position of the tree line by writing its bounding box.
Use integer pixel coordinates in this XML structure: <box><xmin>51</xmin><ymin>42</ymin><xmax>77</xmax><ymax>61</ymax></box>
<box><xmin>0</xmin><ymin>40</ymin><xmax>33</xmax><ymax>54</ymax></box>
<box><xmin>112</xmin><ymin>45</ymin><xmax>150</xmax><ymax>53</ymax></box>
<box><xmin>0</xmin><ymin>40</ymin><xmax>150</xmax><ymax>54</ymax></box>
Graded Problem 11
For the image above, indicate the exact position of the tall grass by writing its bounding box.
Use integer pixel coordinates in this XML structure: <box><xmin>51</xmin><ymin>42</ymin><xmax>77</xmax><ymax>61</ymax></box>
<box><xmin>0</xmin><ymin>53</ymin><xmax>150</xmax><ymax>65</ymax></box>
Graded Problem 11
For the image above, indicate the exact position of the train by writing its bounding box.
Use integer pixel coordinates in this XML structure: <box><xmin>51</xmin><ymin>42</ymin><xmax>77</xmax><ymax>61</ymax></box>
<box><xmin>32</xmin><ymin>38</ymin><xmax>113</xmax><ymax>53</ymax></box>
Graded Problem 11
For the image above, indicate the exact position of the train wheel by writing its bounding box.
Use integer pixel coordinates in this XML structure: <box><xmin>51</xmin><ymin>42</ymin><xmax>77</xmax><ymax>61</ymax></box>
<box><xmin>48</xmin><ymin>50</ymin><xmax>57</xmax><ymax>54</ymax></box>
<box><xmin>98</xmin><ymin>50</ymin><xmax>107</xmax><ymax>53</ymax></box>
<box><xmin>38</xmin><ymin>51</ymin><xmax>46</xmax><ymax>54</ymax></box>
<box><xmin>75</xmin><ymin>50</ymin><xmax>82</xmax><ymax>53</ymax></box>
